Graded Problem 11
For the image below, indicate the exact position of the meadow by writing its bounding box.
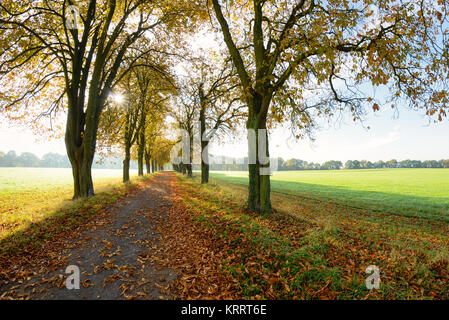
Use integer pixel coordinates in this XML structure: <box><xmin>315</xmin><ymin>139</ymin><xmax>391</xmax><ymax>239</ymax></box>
<box><xmin>177</xmin><ymin>168</ymin><xmax>449</xmax><ymax>299</ymax></box>
<box><xmin>0</xmin><ymin>168</ymin><xmax>141</xmax><ymax>255</ymax></box>
<box><xmin>0</xmin><ymin>168</ymin><xmax>137</xmax><ymax>194</ymax></box>
<box><xmin>1</xmin><ymin>167</ymin><xmax>448</xmax><ymax>298</ymax></box>
<box><xmin>209</xmin><ymin>169</ymin><xmax>449</xmax><ymax>221</ymax></box>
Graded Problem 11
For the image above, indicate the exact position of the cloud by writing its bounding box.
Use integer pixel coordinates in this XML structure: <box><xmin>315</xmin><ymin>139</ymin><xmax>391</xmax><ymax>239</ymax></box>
<box><xmin>361</xmin><ymin>125</ymin><xmax>401</xmax><ymax>150</ymax></box>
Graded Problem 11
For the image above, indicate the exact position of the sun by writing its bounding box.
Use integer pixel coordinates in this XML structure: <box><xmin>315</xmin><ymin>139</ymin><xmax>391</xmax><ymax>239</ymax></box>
<box><xmin>112</xmin><ymin>93</ymin><xmax>125</xmax><ymax>104</ymax></box>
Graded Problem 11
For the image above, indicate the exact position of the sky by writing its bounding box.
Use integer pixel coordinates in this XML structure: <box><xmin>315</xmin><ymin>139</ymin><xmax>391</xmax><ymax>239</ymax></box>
<box><xmin>1</xmin><ymin>105</ymin><xmax>449</xmax><ymax>163</ymax></box>
<box><xmin>1</xmin><ymin>22</ymin><xmax>449</xmax><ymax>164</ymax></box>
<box><xmin>181</xmin><ymin>27</ymin><xmax>449</xmax><ymax>163</ymax></box>
<box><xmin>207</xmin><ymin>106</ymin><xmax>449</xmax><ymax>163</ymax></box>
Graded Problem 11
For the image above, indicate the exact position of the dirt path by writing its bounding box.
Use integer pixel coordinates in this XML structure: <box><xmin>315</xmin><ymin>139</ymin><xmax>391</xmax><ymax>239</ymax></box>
<box><xmin>1</xmin><ymin>173</ymin><xmax>178</xmax><ymax>300</ymax></box>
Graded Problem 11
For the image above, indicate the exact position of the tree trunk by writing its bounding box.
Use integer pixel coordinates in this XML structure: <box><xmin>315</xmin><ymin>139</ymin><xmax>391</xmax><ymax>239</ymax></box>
<box><xmin>247</xmin><ymin>116</ymin><xmax>260</xmax><ymax>212</ymax></box>
<box><xmin>65</xmin><ymin>96</ymin><xmax>95</xmax><ymax>199</ymax></box>
<box><xmin>145</xmin><ymin>151</ymin><xmax>151</xmax><ymax>174</ymax></box>
<box><xmin>181</xmin><ymin>162</ymin><xmax>186</xmax><ymax>174</ymax></box>
<box><xmin>201</xmin><ymin>160</ymin><xmax>209</xmax><ymax>183</ymax></box>
<box><xmin>137</xmin><ymin>141</ymin><xmax>144</xmax><ymax>176</ymax></box>
<box><xmin>137</xmin><ymin>113</ymin><xmax>146</xmax><ymax>176</ymax></box>
<box><xmin>200</xmin><ymin>104</ymin><xmax>209</xmax><ymax>184</ymax></box>
<box><xmin>80</xmin><ymin>155</ymin><xmax>94</xmax><ymax>197</ymax></box>
<box><xmin>259</xmin><ymin>128</ymin><xmax>271</xmax><ymax>213</ymax></box>
<box><xmin>247</xmin><ymin>96</ymin><xmax>271</xmax><ymax>214</ymax></box>
<box><xmin>187</xmin><ymin>134</ymin><xmax>193</xmax><ymax>177</ymax></box>
<box><xmin>186</xmin><ymin>164</ymin><xmax>193</xmax><ymax>177</ymax></box>
<box><xmin>201</xmin><ymin>141</ymin><xmax>210</xmax><ymax>184</ymax></box>
<box><xmin>123</xmin><ymin>145</ymin><xmax>131</xmax><ymax>183</ymax></box>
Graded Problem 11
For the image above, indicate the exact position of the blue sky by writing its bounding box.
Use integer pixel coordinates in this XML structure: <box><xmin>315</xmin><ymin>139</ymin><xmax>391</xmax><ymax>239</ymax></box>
<box><xmin>209</xmin><ymin>106</ymin><xmax>449</xmax><ymax>163</ymax></box>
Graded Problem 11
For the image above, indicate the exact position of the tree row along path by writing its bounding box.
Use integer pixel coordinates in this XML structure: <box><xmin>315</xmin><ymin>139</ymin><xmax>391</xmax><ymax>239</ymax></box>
<box><xmin>0</xmin><ymin>172</ymin><xmax>239</xmax><ymax>300</ymax></box>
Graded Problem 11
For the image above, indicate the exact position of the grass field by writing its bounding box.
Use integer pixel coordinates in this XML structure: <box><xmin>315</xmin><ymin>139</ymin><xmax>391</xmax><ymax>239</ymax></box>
<box><xmin>209</xmin><ymin>169</ymin><xmax>449</xmax><ymax>221</ymax></box>
<box><xmin>0</xmin><ymin>168</ymin><xmax>141</xmax><ymax>255</ymax></box>
<box><xmin>0</xmin><ymin>168</ymin><xmax>137</xmax><ymax>194</ymax></box>
<box><xmin>177</xmin><ymin>169</ymin><xmax>449</xmax><ymax>299</ymax></box>
<box><xmin>1</xmin><ymin>167</ymin><xmax>448</xmax><ymax>298</ymax></box>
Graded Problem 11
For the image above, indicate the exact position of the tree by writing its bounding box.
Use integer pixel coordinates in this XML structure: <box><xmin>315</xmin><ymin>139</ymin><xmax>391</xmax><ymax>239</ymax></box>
<box><xmin>173</xmin><ymin>87</ymin><xmax>197</xmax><ymax>177</ymax></box>
<box><xmin>18</xmin><ymin>152</ymin><xmax>40</xmax><ymax>167</ymax></box>
<box><xmin>2</xmin><ymin>151</ymin><xmax>18</xmax><ymax>167</ymax></box>
<box><xmin>41</xmin><ymin>152</ymin><xmax>70</xmax><ymax>168</ymax></box>
<box><xmin>144</xmin><ymin>111</ymin><xmax>169</xmax><ymax>174</ymax></box>
<box><xmin>443</xmin><ymin>160</ymin><xmax>449</xmax><ymax>168</ymax></box>
<box><xmin>196</xmin><ymin>60</ymin><xmax>245</xmax><ymax>183</ymax></box>
<box><xmin>0</xmin><ymin>0</ymin><xmax>203</xmax><ymax>198</ymax></box>
<box><xmin>133</xmin><ymin>66</ymin><xmax>174</xmax><ymax>177</ymax></box>
<box><xmin>345</xmin><ymin>160</ymin><xmax>353</xmax><ymax>169</ymax></box>
<box><xmin>98</xmin><ymin>64</ymin><xmax>172</xmax><ymax>182</ymax></box>
<box><xmin>360</xmin><ymin>160</ymin><xmax>374</xmax><ymax>169</ymax></box>
<box><xmin>399</xmin><ymin>159</ymin><xmax>411</xmax><ymax>168</ymax></box>
<box><xmin>322</xmin><ymin>160</ymin><xmax>342</xmax><ymax>170</ymax></box>
<box><xmin>209</xmin><ymin>0</ymin><xmax>448</xmax><ymax>213</ymax></box>
<box><xmin>151</xmin><ymin>137</ymin><xmax>174</xmax><ymax>171</ymax></box>
<box><xmin>374</xmin><ymin>160</ymin><xmax>386</xmax><ymax>169</ymax></box>
<box><xmin>386</xmin><ymin>159</ymin><xmax>398</xmax><ymax>168</ymax></box>
<box><xmin>410</xmin><ymin>160</ymin><xmax>422</xmax><ymax>168</ymax></box>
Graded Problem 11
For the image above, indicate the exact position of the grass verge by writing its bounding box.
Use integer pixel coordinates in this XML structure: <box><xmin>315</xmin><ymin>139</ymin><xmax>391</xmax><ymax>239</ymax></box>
<box><xmin>176</xmin><ymin>174</ymin><xmax>449</xmax><ymax>299</ymax></box>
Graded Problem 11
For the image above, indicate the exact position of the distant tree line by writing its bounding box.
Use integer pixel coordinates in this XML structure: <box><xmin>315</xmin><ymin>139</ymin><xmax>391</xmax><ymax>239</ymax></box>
<box><xmin>280</xmin><ymin>158</ymin><xmax>449</xmax><ymax>170</ymax></box>
<box><xmin>4</xmin><ymin>150</ymin><xmax>448</xmax><ymax>171</ymax></box>
<box><xmin>281</xmin><ymin>158</ymin><xmax>449</xmax><ymax>170</ymax></box>
<box><xmin>0</xmin><ymin>151</ymin><xmax>137</xmax><ymax>169</ymax></box>
<box><xmin>344</xmin><ymin>159</ymin><xmax>449</xmax><ymax>169</ymax></box>
<box><xmin>192</xmin><ymin>156</ymin><xmax>449</xmax><ymax>171</ymax></box>
<box><xmin>278</xmin><ymin>159</ymin><xmax>343</xmax><ymax>171</ymax></box>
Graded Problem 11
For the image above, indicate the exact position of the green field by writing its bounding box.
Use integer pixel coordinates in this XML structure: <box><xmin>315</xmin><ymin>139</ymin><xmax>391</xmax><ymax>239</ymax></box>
<box><xmin>210</xmin><ymin>169</ymin><xmax>449</xmax><ymax>221</ymax></box>
<box><xmin>0</xmin><ymin>167</ymin><xmax>141</xmax><ymax>253</ymax></box>
<box><xmin>1</xmin><ymin>167</ymin><xmax>448</xmax><ymax>298</ymax></box>
<box><xmin>179</xmin><ymin>168</ymin><xmax>449</xmax><ymax>299</ymax></box>
<box><xmin>0</xmin><ymin>167</ymin><xmax>137</xmax><ymax>194</ymax></box>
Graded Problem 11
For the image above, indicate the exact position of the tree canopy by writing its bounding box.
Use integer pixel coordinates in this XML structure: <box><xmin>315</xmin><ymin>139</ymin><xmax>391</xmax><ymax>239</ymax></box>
<box><xmin>208</xmin><ymin>0</ymin><xmax>448</xmax><ymax>213</ymax></box>
<box><xmin>0</xmin><ymin>0</ymin><xmax>448</xmax><ymax>215</ymax></box>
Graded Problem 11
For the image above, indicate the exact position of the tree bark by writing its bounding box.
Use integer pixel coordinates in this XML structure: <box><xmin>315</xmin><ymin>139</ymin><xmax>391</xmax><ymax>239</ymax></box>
<box><xmin>247</xmin><ymin>115</ymin><xmax>260</xmax><ymax>212</ymax></box>
<box><xmin>186</xmin><ymin>163</ymin><xmax>193</xmax><ymax>177</ymax></box>
<box><xmin>201</xmin><ymin>141</ymin><xmax>210</xmax><ymax>184</ymax></box>
<box><xmin>259</xmin><ymin>128</ymin><xmax>271</xmax><ymax>213</ymax></box>
<box><xmin>137</xmin><ymin>111</ymin><xmax>146</xmax><ymax>176</ymax></box>
<box><xmin>137</xmin><ymin>137</ymin><xmax>144</xmax><ymax>176</ymax></box>
<box><xmin>187</xmin><ymin>133</ymin><xmax>193</xmax><ymax>177</ymax></box>
<box><xmin>199</xmin><ymin>102</ymin><xmax>209</xmax><ymax>184</ymax></box>
<box><xmin>145</xmin><ymin>150</ymin><xmax>151</xmax><ymax>174</ymax></box>
<box><xmin>181</xmin><ymin>162</ymin><xmax>186</xmax><ymax>174</ymax></box>
<box><xmin>247</xmin><ymin>95</ymin><xmax>272</xmax><ymax>214</ymax></box>
<box><xmin>123</xmin><ymin>144</ymin><xmax>131</xmax><ymax>183</ymax></box>
<box><xmin>65</xmin><ymin>95</ymin><xmax>95</xmax><ymax>199</ymax></box>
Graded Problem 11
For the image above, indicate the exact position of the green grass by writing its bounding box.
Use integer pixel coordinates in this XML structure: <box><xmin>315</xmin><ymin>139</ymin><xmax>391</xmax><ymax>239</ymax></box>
<box><xmin>177</xmin><ymin>169</ymin><xmax>449</xmax><ymax>299</ymax></box>
<box><xmin>0</xmin><ymin>167</ymin><xmax>144</xmax><ymax>254</ymax></box>
<box><xmin>209</xmin><ymin>169</ymin><xmax>449</xmax><ymax>221</ymax></box>
<box><xmin>0</xmin><ymin>167</ymin><xmax>137</xmax><ymax>194</ymax></box>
